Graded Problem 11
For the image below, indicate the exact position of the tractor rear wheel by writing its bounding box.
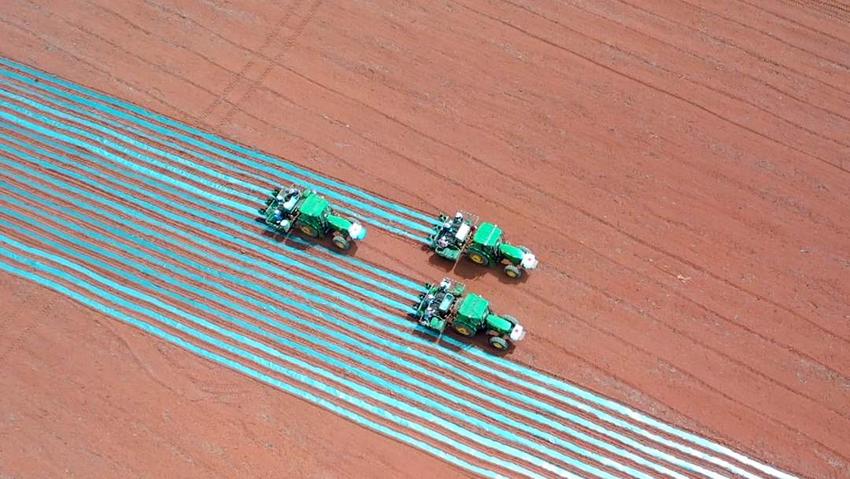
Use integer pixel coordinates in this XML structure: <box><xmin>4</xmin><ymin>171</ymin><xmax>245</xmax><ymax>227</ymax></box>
<box><xmin>453</xmin><ymin>323</ymin><xmax>474</xmax><ymax>337</ymax></box>
<box><xmin>332</xmin><ymin>234</ymin><xmax>351</xmax><ymax>251</ymax></box>
<box><xmin>489</xmin><ymin>336</ymin><xmax>510</xmax><ymax>350</ymax></box>
<box><xmin>300</xmin><ymin>224</ymin><xmax>319</xmax><ymax>238</ymax></box>
<box><xmin>504</xmin><ymin>264</ymin><xmax>522</xmax><ymax>279</ymax></box>
<box><xmin>468</xmin><ymin>252</ymin><xmax>489</xmax><ymax>266</ymax></box>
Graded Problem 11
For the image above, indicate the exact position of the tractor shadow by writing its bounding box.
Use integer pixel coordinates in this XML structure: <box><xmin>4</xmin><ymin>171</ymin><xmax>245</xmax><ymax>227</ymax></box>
<box><xmin>409</xmin><ymin>323</ymin><xmax>516</xmax><ymax>357</ymax></box>
<box><xmin>257</xmin><ymin>224</ymin><xmax>361</xmax><ymax>257</ymax></box>
<box><xmin>426</xmin><ymin>252</ymin><xmax>529</xmax><ymax>285</ymax></box>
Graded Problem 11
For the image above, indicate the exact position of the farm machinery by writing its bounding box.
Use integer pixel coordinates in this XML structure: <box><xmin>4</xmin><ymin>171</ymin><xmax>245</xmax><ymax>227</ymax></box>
<box><xmin>410</xmin><ymin>278</ymin><xmax>526</xmax><ymax>350</ymax></box>
<box><xmin>428</xmin><ymin>212</ymin><xmax>539</xmax><ymax>278</ymax></box>
<box><xmin>257</xmin><ymin>186</ymin><xmax>366</xmax><ymax>250</ymax></box>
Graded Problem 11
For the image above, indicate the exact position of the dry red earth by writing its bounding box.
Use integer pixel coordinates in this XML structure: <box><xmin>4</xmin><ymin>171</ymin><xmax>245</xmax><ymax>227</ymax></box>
<box><xmin>1</xmin><ymin>0</ymin><xmax>849</xmax><ymax>477</ymax></box>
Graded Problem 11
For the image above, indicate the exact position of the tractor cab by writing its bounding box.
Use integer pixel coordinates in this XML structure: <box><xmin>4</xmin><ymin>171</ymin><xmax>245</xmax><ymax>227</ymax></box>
<box><xmin>429</xmin><ymin>211</ymin><xmax>478</xmax><ymax>262</ymax></box>
<box><xmin>466</xmin><ymin>222</ymin><xmax>538</xmax><ymax>279</ymax></box>
<box><xmin>466</xmin><ymin>222</ymin><xmax>503</xmax><ymax>266</ymax></box>
<box><xmin>295</xmin><ymin>191</ymin><xmax>332</xmax><ymax>238</ymax></box>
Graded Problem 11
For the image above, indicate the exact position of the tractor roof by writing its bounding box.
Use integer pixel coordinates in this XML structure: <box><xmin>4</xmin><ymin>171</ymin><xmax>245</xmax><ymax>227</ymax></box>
<box><xmin>458</xmin><ymin>293</ymin><xmax>490</xmax><ymax>320</ymax></box>
<box><xmin>299</xmin><ymin>192</ymin><xmax>330</xmax><ymax>218</ymax></box>
<box><xmin>473</xmin><ymin>222</ymin><xmax>503</xmax><ymax>247</ymax></box>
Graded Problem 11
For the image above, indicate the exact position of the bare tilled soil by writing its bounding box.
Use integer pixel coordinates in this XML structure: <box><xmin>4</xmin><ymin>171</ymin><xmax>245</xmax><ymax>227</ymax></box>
<box><xmin>1</xmin><ymin>0</ymin><xmax>849</xmax><ymax>477</ymax></box>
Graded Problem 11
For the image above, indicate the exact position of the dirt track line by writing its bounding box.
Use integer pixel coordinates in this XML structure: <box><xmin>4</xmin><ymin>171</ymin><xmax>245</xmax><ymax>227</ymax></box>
<box><xmin>198</xmin><ymin>0</ymin><xmax>305</xmax><ymax>123</ymax></box>
<box><xmin>0</xmin><ymin>119</ymin><xmax>820</xmax><ymax>479</ymax></box>
<box><xmin>0</xmin><ymin>143</ymin><xmax>772</xmax><ymax>479</ymax></box>
<box><xmin>610</xmin><ymin>0</ymin><xmax>850</xmax><ymax>101</ymax></box>
<box><xmin>540</xmin><ymin>0</ymin><xmax>850</xmax><ymax>137</ymax></box>
<box><xmin>12</xmin><ymin>0</ymin><xmax>219</xmax><ymax>102</ymax></box>
<box><xmin>212</xmin><ymin>0</ymin><xmax>323</xmax><ymax>130</ymax></box>
<box><xmin>6</xmin><ymin>82</ymin><xmax>848</xmax><ymax>438</ymax></box>
<box><xmin>750</xmin><ymin>0</ymin><xmax>850</xmax><ymax>44</ymax></box>
<box><xmin>460</xmin><ymin>0</ymin><xmax>849</xmax><ymax>176</ymax></box>
<box><xmin>0</xmin><ymin>312</ymin><xmax>38</xmax><ymax>365</ymax></box>
<box><xmin>701</xmin><ymin>0</ymin><xmax>850</xmax><ymax>69</ymax></box>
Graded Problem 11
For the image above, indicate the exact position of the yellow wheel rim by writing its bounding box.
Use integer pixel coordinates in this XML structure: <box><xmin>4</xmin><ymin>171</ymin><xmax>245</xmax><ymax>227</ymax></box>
<box><xmin>300</xmin><ymin>225</ymin><xmax>316</xmax><ymax>236</ymax></box>
<box><xmin>469</xmin><ymin>253</ymin><xmax>485</xmax><ymax>264</ymax></box>
<box><xmin>493</xmin><ymin>340</ymin><xmax>506</xmax><ymax>349</ymax></box>
<box><xmin>455</xmin><ymin>326</ymin><xmax>471</xmax><ymax>336</ymax></box>
<box><xmin>506</xmin><ymin>269</ymin><xmax>518</xmax><ymax>278</ymax></box>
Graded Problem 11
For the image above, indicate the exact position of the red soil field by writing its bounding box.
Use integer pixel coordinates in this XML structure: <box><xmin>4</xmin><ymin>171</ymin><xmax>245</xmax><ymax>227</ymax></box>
<box><xmin>1</xmin><ymin>0</ymin><xmax>849</xmax><ymax>477</ymax></box>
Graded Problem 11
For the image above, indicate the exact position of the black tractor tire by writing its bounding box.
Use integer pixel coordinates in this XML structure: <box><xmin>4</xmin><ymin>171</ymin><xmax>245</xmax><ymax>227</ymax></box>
<box><xmin>453</xmin><ymin>323</ymin><xmax>475</xmax><ymax>337</ymax></box>
<box><xmin>504</xmin><ymin>264</ymin><xmax>522</xmax><ymax>279</ymax></box>
<box><xmin>468</xmin><ymin>251</ymin><xmax>489</xmax><ymax>266</ymax></box>
<box><xmin>332</xmin><ymin>234</ymin><xmax>351</xmax><ymax>251</ymax></box>
<box><xmin>489</xmin><ymin>336</ymin><xmax>510</xmax><ymax>350</ymax></box>
<box><xmin>300</xmin><ymin>224</ymin><xmax>320</xmax><ymax>238</ymax></box>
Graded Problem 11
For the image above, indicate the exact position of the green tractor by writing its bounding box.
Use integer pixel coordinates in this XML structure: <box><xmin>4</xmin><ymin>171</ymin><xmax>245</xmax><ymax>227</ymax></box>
<box><xmin>257</xmin><ymin>186</ymin><xmax>366</xmax><ymax>250</ymax></box>
<box><xmin>428</xmin><ymin>212</ymin><xmax>538</xmax><ymax>279</ymax></box>
<box><xmin>410</xmin><ymin>278</ymin><xmax>526</xmax><ymax>350</ymax></box>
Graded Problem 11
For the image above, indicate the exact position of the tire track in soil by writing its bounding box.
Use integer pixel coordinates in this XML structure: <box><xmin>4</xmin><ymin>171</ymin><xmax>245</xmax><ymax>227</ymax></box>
<box><xmin>205</xmin><ymin>0</ymin><xmax>324</xmax><ymax>130</ymax></box>
<box><xmin>454</xmin><ymin>0</ymin><xmax>849</xmax><ymax>176</ymax></box>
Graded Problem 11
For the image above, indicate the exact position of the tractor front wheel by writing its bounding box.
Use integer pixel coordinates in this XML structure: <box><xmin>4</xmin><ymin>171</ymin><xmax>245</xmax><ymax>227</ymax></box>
<box><xmin>504</xmin><ymin>264</ymin><xmax>522</xmax><ymax>279</ymax></box>
<box><xmin>468</xmin><ymin>252</ymin><xmax>489</xmax><ymax>266</ymax></box>
<box><xmin>453</xmin><ymin>324</ymin><xmax>474</xmax><ymax>337</ymax></box>
<box><xmin>300</xmin><ymin>224</ymin><xmax>319</xmax><ymax>238</ymax></box>
<box><xmin>332</xmin><ymin>234</ymin><xmax>351</xmax><ymax>251</ymax></box>
<box><xmin>489</xmin><ymin>336</ymin><xmax>510</xmax><ymax>350</ymax></box>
